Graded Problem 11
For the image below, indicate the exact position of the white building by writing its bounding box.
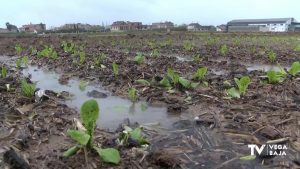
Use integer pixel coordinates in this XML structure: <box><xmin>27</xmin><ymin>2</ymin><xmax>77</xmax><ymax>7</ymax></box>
<box><xmin>227</xmin><ymin>18</ymin><xmax>296</xmax><ymax>32</ymax></box>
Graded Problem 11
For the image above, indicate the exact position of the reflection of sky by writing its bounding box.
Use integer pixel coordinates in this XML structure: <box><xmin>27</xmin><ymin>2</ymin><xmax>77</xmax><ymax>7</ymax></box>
<box><xmin>1</xmin><ymin>0</ymin><xmax>299</xmax><ymax>28</ymax></box>
<box><xmin>22</xmin><ymin>66</ymin><xmax>184</xmax><ymax>131</ymax></box>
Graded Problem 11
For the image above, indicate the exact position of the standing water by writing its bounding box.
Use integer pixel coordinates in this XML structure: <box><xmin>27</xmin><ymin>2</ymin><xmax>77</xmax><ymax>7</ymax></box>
<box><xmin>22</xmin><ymin>66</ymin><xmax>185</xmax><ymax>130</ymax></box>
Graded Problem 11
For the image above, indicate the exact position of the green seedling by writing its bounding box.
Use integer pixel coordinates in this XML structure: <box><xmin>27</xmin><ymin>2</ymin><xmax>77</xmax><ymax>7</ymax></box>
<box><xmin>134</xmin><ymin>53</ymin><xmax>145</xmax><ymax>64</ymax></box>
<box><xmin>135</xmin><ymin>79</ymin><xmax>150</xmax><ymax>86</ymax></box>
<box><xmin>183</xmin><ymin>41</ymin><xmax>194</xmax><ymax>51</ymax></box>
<box><xmin>79</xmin><ymin>80</ymin><xmax>88</xmax><ymax>91</ymax></box>
<box><xmin>112</xmin><ymin>62</ymin><xmax>119</xmax><ymax>77</ymax></box>
<box><xmin>192</xmin><ymin>54</ymin><xmax>201</xmax><ymax>62</ymax></box>
<box><xmin>267</xmin><ymin>70</ymin><xmax>285</xmax><ymax>84</ymax></box>
<box><xmin>159</xmin><ymin>77</ymin><xmax>171</xmax><ymax>87</ymax></box>
<box><xmin>93</xmin><ymin>53</ymin><xmax>107</xmax><ymax>68</ymax></box>
<box><xmin>167</xmin><ymin>68</ymin><xmax>180</xmax><ymax>85</ymax></box>
<box><xmin>227</xmin><ymin>87</ymin><xmax>240</xmax><ymax>98</ymax></box>
<box><xmin>234</xmin><ymin>76</ymin><xmax>251</xmax><ymax>96</ymax></box>
<box><xmin>117</xmin><ymin>126</ymin><xmax>149</xmax><ymax>146</ymax></box>
<box><xmin>64</xmin><ymin>100</ymin><xmax>120</xmax><ymax>164</ymax></box>
<box><xmin>37</xmin><ymin>46</ymin><xmax>58</xmax><ymax>59</ymax></box>
<box><xmin>16</xmin><ymin>58</ymin><xmax>22</xmax><ymax>68</ymax></box>
<box><xmin>193</xmin><ymin>67</ymin><xmax>208</xmax><ymax>81</ymax></box>
<box><xmin>226</xmin><ymin>76</ymin><xmax>251</xmax><ymax>98</ymax></box>
<box><xmin>15</xmin><ymin>43</ymin><xmax>22</xmax><ymax>55</ymax></box>
<box><xmin>178</xmin><ymin>77</ymin><xmax>199</xmax><ymax>89</ymax></box>
<box><xmin>288</xmin><ymin>61</ymin><xmax>300</xmax><ymax>76</ymax></box>
<box><xmin>220</xmin><ymin>44</ymin><xmax>228</xmax><ymax>56</ymax></box>
<box><xmin>1</xmin><ymin>66</ymin><xmax>7</xmax><ymax>78</ymax></box>
<box><xmin>267</xmin><ymin>50</ymin><xmax>277</xmax><ymax>63</ymax></box>
<box><xmin>62</xmin><ymin>41</ymin><xmax>75</xmax><ymax>53</ymax></box>
<box><xmin>79</xmin><ymin>51</ymin><xmax>86</xmax><ymax>64</ymax></box>
<box><xmin>29</xmin><ymin>46</ymin><xmax>37</xmax><ymax>55</ymax></box>
<box><xmin>128</xmin><ymin>88</ymin><xmax>137</xmax><ymax>102</ymax></box>
<box><xmin>21</xmin><ymin>80</ymin><xmax>36</xmax><ymax>98</ymax></box>
<box><xmin>150</xmin><ymin>49</ymin><xmax>159</xmax><ymax>57</ymax></box>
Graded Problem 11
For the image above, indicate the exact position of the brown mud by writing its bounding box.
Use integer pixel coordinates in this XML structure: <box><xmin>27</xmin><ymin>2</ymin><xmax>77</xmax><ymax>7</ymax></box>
<box><xmin>0</xmin><ymin>32</ymin><xmax>300</xmax><ymax>169</ymax></box>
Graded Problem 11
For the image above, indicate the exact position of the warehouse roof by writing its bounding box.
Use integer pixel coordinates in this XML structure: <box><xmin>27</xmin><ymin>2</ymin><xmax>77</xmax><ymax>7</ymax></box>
<box><xmin>228</xmin><ymin>18</ymin><xmax>295</xmax><ymax>25</ymax></box>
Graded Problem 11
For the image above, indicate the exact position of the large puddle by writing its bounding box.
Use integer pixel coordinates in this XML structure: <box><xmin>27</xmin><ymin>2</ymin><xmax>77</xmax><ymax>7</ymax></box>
<box><xmin>22</xmin><ymin>66</ymin><xmax>186</xmax><ymax>131</ymax></box>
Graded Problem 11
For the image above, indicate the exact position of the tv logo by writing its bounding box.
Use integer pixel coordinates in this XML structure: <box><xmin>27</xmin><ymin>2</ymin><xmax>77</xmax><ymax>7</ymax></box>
<box><xmin>248</xmin><ymin>144</ymin><xmax>287</xmax><ymax>156</ymax></box>
<box><xmin>248</xmin><ymin>145</ymin><xmax>265</xmax><ymax>155</ymax></box>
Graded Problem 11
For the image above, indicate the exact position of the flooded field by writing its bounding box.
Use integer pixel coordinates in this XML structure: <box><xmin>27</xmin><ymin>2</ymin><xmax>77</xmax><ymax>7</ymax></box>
<box><xmin>0</xmin><ymin>32</ymin><xmax>300</xmax><ymax>169</ymax></box>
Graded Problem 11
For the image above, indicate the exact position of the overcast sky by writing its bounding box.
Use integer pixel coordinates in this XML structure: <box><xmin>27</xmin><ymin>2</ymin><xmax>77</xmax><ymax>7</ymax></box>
<box><xmin>0</xmin><ymin>0</ymin><xmax>299</xmax><ymax>28</ymax></box>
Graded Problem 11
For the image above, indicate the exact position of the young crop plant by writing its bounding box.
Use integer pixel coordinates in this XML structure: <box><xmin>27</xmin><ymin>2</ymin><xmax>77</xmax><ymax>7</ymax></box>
<box><xmin>37</xmin><ymin>46</ymin><xmax>58</xmax><ymax>59</ymax></box>
<box><xmin>64</xmin><ymin>100</ymin><xmax>120</xmax><ymax>164</ymax></box>
<box><xmin>79</xmin><ymin>51</ymin><xmax>86</xmax><ymax>64</ymax></box>
<box><xmin>234</xmin><ymin>76</ymin><xmax>251</xmax><ymax>95</ymax></box>
<box><xmin>220</xmin><ymin>44</ymin><xmax>228</xmax><ymax>56</ymax></box>
<box><xmin>192</xmin><ymin>54</ymin><xmax>202</xmax><ymax>62</ymax></box>
<box><xmin>288</xmin><ymin>61</ymin><xmax>300</xmax><ymax>76</ymax></box>
<box><xmin>112</xmin><ymin>62</ymin><xmax>119</xmax><ymax>77</ymax></box>
<box><xmin>167</xmin><ymin>68</ymin><xmax>180</xmax><ymax>85</ymax></box>
<box><xmin>92</xmin><ymin>54</ymin><xmax>107</xmax><ymax>68</ymax></box>
<box><xmin>183</xmin><ymin>41</ymin><xmax>194</xmax><ymax>51</ymax></box>
<box><xmin>150</xmin><ymin>49</ymin><xmax>160</xmax><ymax>57</ymax></box>
<box><xmin>193</xmin><ymin>67</ymin><xmax>208</xmax><ymax>81</ymax></box>
<box><xmin>29</xmin><ymin>46</ymin><xmax>37</xmax><ymax>55</ymax></box>
<box><xmin>62</xmin><ymin>41</ymin><xmax>75</xmax><ymax>53</ymax></box>
<box><xmin>161</xmin><ymin>68</ymin><xmax>199</xmax><ymax>89</ymax></box>
<box><xmin>1</xmin><ymin>66</ymin><xmax>7</xmax><ymax>78</ymax></box>
<box><xmin>267</xmin><ymin>50</ymin><xmax>277</xmax><ymax>63</ymax></box>
<box><xmin>117</xmin><ymin>126</ymin><xmax>149</xmax><ymax>146</ymax></box>
<box><xmin>16</xmin><ymin>56</ymin><xmax>29</xmax><ymax>69</ymax></box>
<box><xmin>15</xmin><ymin>43</ymin><xmax>22</xmax><ymax>55</ymax></box>
<box><xmin>128</xmin><ymin>87</ymin><xmax>137</xmax><ymax>102</ymax></box>
<box><xmin>134</xmin><ymin>53</ymin><xmax>145</xmax><ymax>64</ymax></box>
<box><xmin>266</xmin><ymin>70</ymin><xmax>286</xmax><ymax>84</ymax></box>
<box><xmin>79</xmin><ymin>80</ymin><xmax>88</xmax><ymax>91</ymax></box>
<box><xmin>226</xmin><ymin>76</ymin><xmax>251</xmax><ymax>98</ymax></box>
<box><xmin>21</xmin><ymin>80</ymin><xmax>36</xmax><ymax>98</ymax></box>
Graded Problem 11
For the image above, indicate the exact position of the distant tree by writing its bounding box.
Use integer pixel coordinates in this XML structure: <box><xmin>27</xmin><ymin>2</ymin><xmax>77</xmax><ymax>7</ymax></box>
<box><xmin>6</xmin><ymin>22</ymin><xmax>19</xmax><ymax>32</ymax></box>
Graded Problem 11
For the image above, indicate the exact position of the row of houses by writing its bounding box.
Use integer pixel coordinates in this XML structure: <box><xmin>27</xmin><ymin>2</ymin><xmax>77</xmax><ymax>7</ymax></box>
<box><xmin>1</xmin><ymin>17</ymin><xmax>300</xmax><ymax>33</ymax></box>
<box><xmin>110</xmin><ymin>21</ymin><xmax>174</xmax><ymax>31</ymax></box>
<box><xmin>0</xmin><ymin>22</ymin><xmax>46</xmax><ymax>33</ymax></box>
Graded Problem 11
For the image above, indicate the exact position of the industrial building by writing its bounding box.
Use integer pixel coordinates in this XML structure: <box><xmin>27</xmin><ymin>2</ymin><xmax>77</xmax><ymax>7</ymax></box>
<box><xmin>227</xmin><ymin>18</ymin><xmax>297</xmax><ymax>32</ymax></box>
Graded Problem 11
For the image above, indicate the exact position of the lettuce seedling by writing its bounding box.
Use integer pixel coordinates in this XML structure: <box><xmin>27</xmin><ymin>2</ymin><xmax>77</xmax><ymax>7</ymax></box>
<box><xmin>226</xmin><ymin>76</ymin><xmax>251</xmax><ymax>99</ymax></box>
<box><xmin>134</xmin><ymin>53</ymin><xmax>145</xmax><ymax>64</ymax></box>
<box><xmin>227</xmin><ymin>87</ymin><xmax>240</xmax><ymax>98</ymax></box>
<box><xmin>21</xmin><ymin>80</ymin><xmax>36</xmax><ymax>98</ymax></box>
<box><xmin>64</xmin><ymin>100</ymin><xmax>120</xmax><ymax>164</ymax></box>
<box><xmin>193</xmin><ymin>67</ymin><xmax>208</xmax><ymax>81</ymax></box>
<box><xmin>79</xmin><ymin>80</ymin><xmax>88</xmax><ymax>91</ymax></box>
<box><xmin>267</xmin><ymin>70</ymin><xmax>285</xmax><ymax>84</ymax></box>
<box><xmin>267</xmin><ymin>50</ymin><xmax>276</xmax><ymax>63</ymax></box>
<box><xmin>183</xmin><ymin>41</ymin><xmax>194</xmax><ymax>51</ymax></box>
<box><xmin>15</xmin><ymin>43</ymin><xmax>22</xmax><ymax>55</ymax></box>
<box><xmin>220</xmin><ymin>44</ymin><xmax>228</xmax><ymax>56</ymax></box>
<box><xmin>167</xmin><ymin>68</ymin><xmax>179</xmax><ymax>85</ymax></box>
<box><xmin>128</xmin><ymin>88</ymin><xmax>137</xmax><ymax>102</ymax></box>
<box><xmin>62</xmin><ymin>41</ymin><xmax>75</xmax><ymax>53</ymax></box>
<box><xmin>117</xmin><ymin>126</ymin><xmax>149</xmax><ymax>146</ymax></box>
<box><xmin>112</xmin><ymin>62</ymin><xmax>119</xmax><ymax>77</ymax></box>
<box><xmin>135</xmin><ymin>79</ymin><xmax>150</xmax><ymax>86</ymax></box>
<box><xmin>288</xmin><ymin>61</ymin><xmax>300</xmax><ymax>76</ymax></box>
<box><xmin>159</xmin><ymin>77</ymin><xmax>171</xmax><ymax>87</ymax></box>
<box><xmin>234</xmin><ymin>76</ymin><xmax>251</xmax><ymax>96</ymax></box>
<box><xmin>1</xmin><ymin>66</ymin><xmax>7</xmax><ymax>78</ymax></box>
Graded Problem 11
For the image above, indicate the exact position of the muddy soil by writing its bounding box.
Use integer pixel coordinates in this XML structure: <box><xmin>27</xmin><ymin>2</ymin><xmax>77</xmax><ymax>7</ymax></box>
<box><xmin>0</xmin><ymin>32</ymin><xmax>300</xmax><ymax>168</ymax></box>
